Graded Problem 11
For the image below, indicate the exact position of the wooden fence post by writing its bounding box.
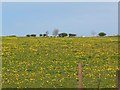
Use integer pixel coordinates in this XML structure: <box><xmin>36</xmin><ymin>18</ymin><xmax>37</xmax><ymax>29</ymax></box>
<box><xmin>78</xmin><ymin>63</ymin><xmax>83</xmax><ymax>89</ymax></box>
<box><xmin>117</xmin><ymin>70</ymin><xmax>120</xmax><ymax>90</ymax></box>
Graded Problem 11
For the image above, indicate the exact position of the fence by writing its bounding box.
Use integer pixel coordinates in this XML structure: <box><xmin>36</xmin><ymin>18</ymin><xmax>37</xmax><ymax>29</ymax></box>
<box><xmin>117</xmin><ymin>70</ymin><xmax>120</xmax><ymax>90</ymax></box>
<box><xmin>78</xmin><ymin>63</ymin><xmax>120</xmax><ymax>89</ymax></box>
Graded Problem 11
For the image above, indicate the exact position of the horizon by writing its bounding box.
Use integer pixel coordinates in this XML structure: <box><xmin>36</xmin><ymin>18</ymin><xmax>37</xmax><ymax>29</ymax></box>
<box><xmin>2</xmin><ymin>2</ymin><xmax>118</xmax><ymax>36</ymax></box>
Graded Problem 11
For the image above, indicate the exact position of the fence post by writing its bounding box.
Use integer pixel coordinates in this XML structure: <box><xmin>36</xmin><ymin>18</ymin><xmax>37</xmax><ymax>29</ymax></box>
<box><xmin>117</xmin><ymin>70</ymin><xmax>120</xmax><ymax>90</ymax></box>
<box><xmin>78</xmin><ymin>63</ymin><xmax>82</xmax><ymax>89</ymax></box>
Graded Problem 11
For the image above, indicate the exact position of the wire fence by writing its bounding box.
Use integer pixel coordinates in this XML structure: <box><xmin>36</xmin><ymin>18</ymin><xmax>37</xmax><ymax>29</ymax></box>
<box><xmin>78</xmin><ymin>63</ymin><xmax>120</xmax><ymax>89</ymax></box>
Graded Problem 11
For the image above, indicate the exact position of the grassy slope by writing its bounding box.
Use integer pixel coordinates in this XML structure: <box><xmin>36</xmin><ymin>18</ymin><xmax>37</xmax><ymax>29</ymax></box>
<box><xmin>2</xmin><ymin>36</ymin><xmax>119</xmax><ymax>88</ymax></box>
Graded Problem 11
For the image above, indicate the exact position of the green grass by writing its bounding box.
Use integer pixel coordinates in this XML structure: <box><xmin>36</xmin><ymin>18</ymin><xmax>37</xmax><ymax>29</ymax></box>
<box><xmin>2</xmin><ymin>36</ymin><xmax>119</xmax><ymax>88</ymax></box>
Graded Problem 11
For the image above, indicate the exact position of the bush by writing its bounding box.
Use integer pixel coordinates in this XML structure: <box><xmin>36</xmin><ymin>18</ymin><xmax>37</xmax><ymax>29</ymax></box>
<box><xmin>58</xmin><ymin>33</ymin><xmax>68</xmax><ymax>37</ymax></box>
<box><xmin>31</xmin><ymin>34</ymin><xmax>36</xmax><ymax>37</ymax></box>
<box><xmin>39</xmin><ymin>34</ymin><xmax>43</xmax><ymax>37</ymax></box>
<box><xmin>26</xmin><ymin>35</ymin><xmax>30</xmax><ymax>37</ymax></box>
<box><xmin>9</xmin><ymin>35</ymin><xmax>16</xmax><ymax>37</ymax></box>
<box><xmin>98</xmin><ymin>32</ymin><xmax>106</xmax><ymax>36</ymax></box>
<box><xmin>43</xmin><ymin>34</ymin><xmax>47</xmax><ymax>37</ymax></box>
<box><xmin>69</xmin><ymin>33</ymin><xmax>76</xmax><ymax>37</ymax></box>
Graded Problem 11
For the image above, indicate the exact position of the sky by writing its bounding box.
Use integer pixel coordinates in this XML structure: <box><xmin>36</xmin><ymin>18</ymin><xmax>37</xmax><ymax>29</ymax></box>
<box><xmin>2</xmin><ymin>2</ymin><xmax>118</xmax><ymax>36</ymax></box>
<box><xmin>1</xmin><ymin>0</ymin><xmax>119</xmax><ymax>2</ymax></box>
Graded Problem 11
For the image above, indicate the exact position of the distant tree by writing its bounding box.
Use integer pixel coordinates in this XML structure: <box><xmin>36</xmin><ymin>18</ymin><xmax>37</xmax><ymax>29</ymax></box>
<box><xmin>26</xmin><ymin>34</ymin><xmax>30</xmax><ymax>37</ymax></box>
<box><xmin>9</xmin><ymin>35</ymin><xmax>16</xmax><ymax>37</ymax></box>
<box><xmin>39</xmin><ymin>34</ymin><xmax>42</xmax><ymax>37</ymax></box>
<box><xmin>43</xmin><ymin>34</ymin><xmax>47</xmax><ymax>37</ymax></box>
<box><xmin>52</xmin><ymin>29</ymin><xmax>59</xmax><ymax>37</ymax></box>
<box><xmin>58</xmin><ymin>33</ymin><xmax>68</xmax><ymax>37</ymax></box>
<box><xmin>31</xmin><ymin>34</ymin><xmax>36</xmax><ymax>37</ymax></box>
<box><xmin>91</xmin><ymin>31</ymin><xmax>96</xmax><ymax>36</ymax></box>
<box><xmin>69</xmin><ymin>33</ymin><xmax>76</xmax><ymax>37</ymax></box>
<box><xmin>98</xmin><ymin>32</ymin><xmax>106</xmax><ymax>36</ymax></box>
<box><xmin>46</xmin><ymin>31</ymin><xmax>49</xmax><ymax>37</ymax></box>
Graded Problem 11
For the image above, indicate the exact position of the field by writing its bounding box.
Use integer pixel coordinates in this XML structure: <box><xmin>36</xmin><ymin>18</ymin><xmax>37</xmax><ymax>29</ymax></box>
<box><xmin>2</xmin><ymin>36</ymin><xmax>119</xmax><ymax>88</ymax></box>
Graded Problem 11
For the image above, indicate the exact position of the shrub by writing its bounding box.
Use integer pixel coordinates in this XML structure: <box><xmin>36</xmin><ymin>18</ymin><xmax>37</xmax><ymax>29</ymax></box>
<box><xmin>31</xmin><ymin>34</ymin><xmax>36</xmax><ymax>37</ymax></box>
<box><xmin>98</xmin><ymin>32</ymin><xmax>106</xmax><ymax>36</ymax></box>
<box><xmin>9</xmin><ymin>35</ymin><xmax>16</xmax><ymax>37</ymax></box>
<box><xmin>39</xmin><ymin>34</ymin><xmax>43</xmax><ymax>37</ymax></box>
<box><xmin>43</xmin><ymin>34</ymin><xmax>47</xmax><ymax>37</ymax></box>
<box><xmin>69</xmin><ymin>33</ymin><xmax>76</xmax><ymax>37</ymax></box>
<box><xmin>58</xmin><ymin>33</ymin><xmax>68</xmax><ymax>37</ymax></box>
<box><xmin>26</xmin><ymin>35</ymin><xmax>30</xmax><ymax>37</ymax></box>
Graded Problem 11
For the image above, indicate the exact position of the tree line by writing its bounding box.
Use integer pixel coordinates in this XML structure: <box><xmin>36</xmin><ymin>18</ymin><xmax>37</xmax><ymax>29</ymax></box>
<box><xmin>7</xmin><ymin>29</ymin><xmax>109</xmax><ymax>37</ymax></box>
<box><xmin>26</xmin><ymin>33</ymin><xmax>76</xmax><ymax>37</ymax></box>
<box><xmin>26</xmin><ymin>29</ymin><xmax>77</xmax><ymax>37</ymax></box>
<box><xmin>26</xmin><ymin>29</ymin><xmax>107</xmax><ymax>37</ymax></box>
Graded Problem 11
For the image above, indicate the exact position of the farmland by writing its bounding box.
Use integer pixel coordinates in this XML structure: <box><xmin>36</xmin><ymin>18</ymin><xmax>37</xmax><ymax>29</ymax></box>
<box><xmin>2</xmin><ymin>36</ymin><xmax>119</xmax><ymax>88</ymax></box>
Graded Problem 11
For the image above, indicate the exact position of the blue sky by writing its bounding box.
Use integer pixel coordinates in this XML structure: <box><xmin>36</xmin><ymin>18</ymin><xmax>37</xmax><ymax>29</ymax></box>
<box><xmin>2</xmin><ymin>2</ymin><xmax>118</xmax><ymax>36</ymax></box>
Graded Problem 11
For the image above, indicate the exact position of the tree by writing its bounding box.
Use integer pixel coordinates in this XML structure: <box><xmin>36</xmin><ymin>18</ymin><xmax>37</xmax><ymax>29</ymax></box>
<box><xmin>43</xmin><ymin>34</ymin><xmax>47</xmax><ymax>37</ymax></box>
<box><xmin>52</xmin><ymin>29</ymin><xmax>59</xmax><ymax>37</ymax></box>
<box><xmin>98</xmin><ymin>32</ymin><xmax>106</xmax><ymax>36</ymax></box>
<box><xmin>46</xmin><ymin>31</ymin><xmax>49</xmax><ymax>37</ymax></box>
<box><xmin>91</xmin><ymin>31</ymin><xmax>96</xmax><ymax>36</ymax></box>
<box><xmin>31</xmin><ymin>34</ymin><xmax>36</xmax><ymax>37</ymax></box>
<box><xmin>69</xmin><ymin>33</ymin><xmax>76</xmax><ymax>37</ymax></box>
<box><xmin>26</xmin><ymin>34</ymin><xmax>30</xmax><ymax>37</ymax></box>
<box><xmin>39</xmin><ymin>34</ymin><xmax>42</xmax><ymax>37</ymax></box>
<box><xmin>58</xmin><ymin>33</ymin><xmax>68</xmax><ymax>37</ymax></box>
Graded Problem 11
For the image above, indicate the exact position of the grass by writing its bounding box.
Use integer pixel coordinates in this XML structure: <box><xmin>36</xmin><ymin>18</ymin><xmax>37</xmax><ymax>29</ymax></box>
<box><xmin>2</xmin><ymin>36</ymin><xmax>119</xmax><ymax>88</ymax></box>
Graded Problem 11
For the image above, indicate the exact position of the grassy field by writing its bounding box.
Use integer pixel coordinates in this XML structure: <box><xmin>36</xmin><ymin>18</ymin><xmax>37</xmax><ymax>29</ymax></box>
<box><xmin>2</xmin><ymin>36</ymin><xmax>119</xmax><ymax>88</ymax></box>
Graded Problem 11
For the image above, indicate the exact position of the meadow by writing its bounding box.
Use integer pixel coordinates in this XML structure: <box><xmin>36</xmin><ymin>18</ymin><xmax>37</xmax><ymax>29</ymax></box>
<box><xmin>2</xmin><ymin>36</ymin><xmax>119</xmax><ymax>88</ymax></box>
